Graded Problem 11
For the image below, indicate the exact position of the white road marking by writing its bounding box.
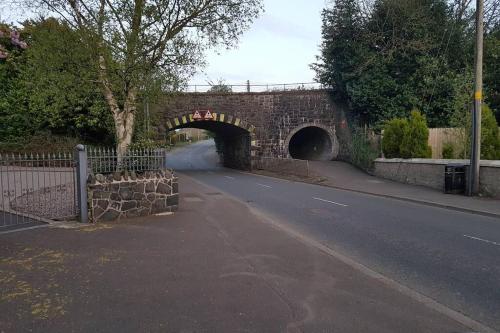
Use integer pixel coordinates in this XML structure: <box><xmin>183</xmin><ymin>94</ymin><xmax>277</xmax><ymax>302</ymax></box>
<box><xmin>224</xmin><ymin>176</ymin><xmax>235</xmax><ymax>180</ymax></box>
<box><xmin>256</xmin><ymin>183</ymin><xmax>272</xmax><ymax>189</ymax></box>
<box><xmin>313</xmin><ymin>197</ymin><xmax>348</xmax><ymax>207</ymax></box>
<box><xmin>463</xmin><ymin>235</ymin><xmax>500</xmax><ymax>246</ymax></box>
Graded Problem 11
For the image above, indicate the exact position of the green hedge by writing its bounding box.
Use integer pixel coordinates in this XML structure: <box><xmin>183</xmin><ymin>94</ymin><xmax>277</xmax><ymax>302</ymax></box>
<box><xmin>382</xmin><ymin>110</ymin><xmax>432</xmax><ymax>159</ymax></box>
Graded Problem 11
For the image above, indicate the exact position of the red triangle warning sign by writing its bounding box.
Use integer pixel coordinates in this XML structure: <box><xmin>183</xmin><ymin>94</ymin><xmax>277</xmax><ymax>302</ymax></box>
<box><xmin>204</xmin><ymin>110</ymin><xmax>213</xmax><ymax>120</ymax></box>
<box><xmin>193</xmin><ymin>110</ymin><xmax>202</xmax><ymax>120</ymax></box>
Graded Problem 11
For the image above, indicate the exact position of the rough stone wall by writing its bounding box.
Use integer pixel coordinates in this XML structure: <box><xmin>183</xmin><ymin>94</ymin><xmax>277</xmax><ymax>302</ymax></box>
<box><xmin>480</xmin><ymin>166</ymin><xmax>500</xmax><ymax>198</ymax></box>
<box><xmin>221</xmin><ymin>133</ymin><xmax>251</xmax><ymax>170</ymax></box>
<box><xmin>374</xmin><ymin>158</ymin><xmax>500</xmax><ymax>198</ymax></box>
<box><xmin>373</xmin><ymin>160</ymin><xmax>445</xmax><ymax>190</ymax></box>
<box><xmin>153</xmin><ymin>91</ymin><xmax>351</xmax><ymax>163</ymax></box>
<box><xmin>87</xmin><ymin>170</ymin><xmax>179</xmax><ymax>222</ymax></box>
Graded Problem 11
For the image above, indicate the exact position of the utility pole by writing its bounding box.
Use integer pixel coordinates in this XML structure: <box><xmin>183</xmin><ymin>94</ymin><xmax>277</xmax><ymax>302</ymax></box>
<box><xmin>468</xmin><ymin>0</ymin><xmax>484</xmax><ymax>196</ymax></box>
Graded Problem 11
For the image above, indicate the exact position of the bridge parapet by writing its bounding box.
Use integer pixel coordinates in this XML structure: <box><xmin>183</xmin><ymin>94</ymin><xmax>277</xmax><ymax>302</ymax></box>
<box><xmin>182</xmin><ymin>82</ymin><xmax>328</xmax><ymax>93</ymax></box>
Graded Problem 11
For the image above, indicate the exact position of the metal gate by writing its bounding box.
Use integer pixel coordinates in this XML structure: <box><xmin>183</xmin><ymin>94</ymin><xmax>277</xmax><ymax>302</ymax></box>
<box><xmin>0</xmin><ymin>152</ymin><xmax>79</xmax><ymax>230</ymax></box>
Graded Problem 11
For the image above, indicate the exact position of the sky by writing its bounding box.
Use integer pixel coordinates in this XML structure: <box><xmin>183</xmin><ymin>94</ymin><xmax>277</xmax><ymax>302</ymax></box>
<box><xmin>1</xmin><ymin>0</ymin><xmax>329</xmax><ymax>86</ymax></box>
<box><xmin>190</xmin><ymin>0</ymin><xmax>328</xmax><ymax>86</ymax></box>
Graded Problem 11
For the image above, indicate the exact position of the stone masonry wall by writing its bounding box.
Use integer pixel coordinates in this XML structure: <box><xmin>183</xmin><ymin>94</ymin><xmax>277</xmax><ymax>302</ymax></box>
<box><xmin>374</xmin><ymin>158</ymin><xmax>500</xmax><ymax>198</ymax></box>
<box><xmin>87</xmin><ymin>170</ymin><xmax>179</xmax><ymax>222</ymax></box>
<box><xmin>153</xmin><ymin>91</ymin><xmax>352</xmax><ymax>163</ymax></box>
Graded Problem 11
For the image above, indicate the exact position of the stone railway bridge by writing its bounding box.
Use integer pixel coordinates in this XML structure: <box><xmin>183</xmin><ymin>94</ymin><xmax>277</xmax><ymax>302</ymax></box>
<box><xmin>153</xmin><ymin>90</ymin><xmax>351</xmax><ymax>170</ymax></box>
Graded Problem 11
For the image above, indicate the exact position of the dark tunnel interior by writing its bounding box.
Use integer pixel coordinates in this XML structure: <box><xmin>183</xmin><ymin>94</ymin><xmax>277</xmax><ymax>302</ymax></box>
<box><xmin>172</xmin><ymin>121</ymin><xmax>251</xmax><ymax>170</ymax></box>
<box><xmin>288</xmin><ymin>126</ymin><xmax>333</xmax><ymax>161</ymax></box>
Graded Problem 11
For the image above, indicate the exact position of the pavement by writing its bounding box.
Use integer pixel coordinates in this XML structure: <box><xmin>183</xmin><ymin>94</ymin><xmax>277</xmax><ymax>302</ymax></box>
<box><xmin>300</xmin><ymin>160</ymin><xmax>500</xmax><ymax>218</ymax></box>
<box><xmin>166</xmin><ymin>140</ymin><xmax>500</xmax><ymax>331</ymax></box>
<box><xmin>0</xmin><ymin>175</ymin><xmax>480</xmax><ymax>333</ymax></box>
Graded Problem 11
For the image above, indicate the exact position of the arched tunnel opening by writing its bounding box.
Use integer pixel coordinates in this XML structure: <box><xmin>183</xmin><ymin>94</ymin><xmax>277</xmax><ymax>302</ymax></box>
<box><xmin>168</xmin><ymin>121</ymin><xmax>251</xmax><ymax>170</ymax></box>
<box><xmin>288</xmin><ymin>126</ymin><xmax>334</xmax><ymax>161</ymax></box>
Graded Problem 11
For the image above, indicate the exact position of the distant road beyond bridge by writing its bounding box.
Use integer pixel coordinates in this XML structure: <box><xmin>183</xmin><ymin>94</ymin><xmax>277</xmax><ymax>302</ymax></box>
<box><xmin>153</xmin><ymin>90</ymin><xmax>351</xmax><ymax>170</ymax></box>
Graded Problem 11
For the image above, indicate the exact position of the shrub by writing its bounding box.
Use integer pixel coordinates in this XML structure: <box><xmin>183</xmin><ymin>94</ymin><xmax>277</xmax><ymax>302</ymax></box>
<box><xmin>0</xmin><ymin>131</ymin><xmax>81</xmax><ymax>153</ymax></box>
<box><xmin>349</xmin><ymin>127</ymin><xmax>379</xmax><ymax>171</ymax></box>
<box><xmin>400</xmin><ymin>110</ymin><xmax>432</xmax><ymax>158</ymax></box>
<box><xmin>128</xmin><ymin>139</ymin><xmax>169</xmax><ymax>151</ymax></box>
<box><xmin>480</xmin><ymin>105</ymin><xmax>500</xmax><ymax>160</ymax></box>
<box><xmin>451</xmin><ymin>104</ymin><xmax>500</xmax><ymax>160</ymax></box>
<box><xmin>442</xmin><ymin>142</ymin><xmax>455</xmax><ymax>159</ymax></box>
<box><xmin>382</xmin><ymin>118</ymin><xmax>408</xmax><ymax>158</ymax></box>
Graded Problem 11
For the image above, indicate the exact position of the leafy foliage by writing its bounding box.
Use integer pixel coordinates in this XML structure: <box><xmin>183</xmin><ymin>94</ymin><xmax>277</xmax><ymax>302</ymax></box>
<box><xmin>0</xmin><ymin>19</ymin><xmax>114</xmax><ymax>145</ymax></box>
<box><xmin>382</xmin><ymin>118</ymin><xmax>408</xmax><ymax>158</ymax></box>
<box><xmin>313</xmin><ymin>0</ymin><xmax>490</xmax><ymax>127</ymax></box>
<box><xmin>451</xmin><ymin>103</ymin><xmax>500</xmax><ymax>160</ymax></box>
<box><xmin>311</xmin><ymin>0</ymin><xmax>365</xmax><ymax>101</ymax></box>
<box><xmin>208</xmin><ymin>79</ymin><xmax>232</xmax><ymax>93</ymax></box>
<box><xmin>381</xmin><ymin>110</ymin><xmax>432</xmax><ymax>158</ymax></box>
<box><xmin>22</xmin><ymin>19</ymin><xmax>113</xmax><ymax>143</ymax></box>
<box><xmin>484</xmin><ymin>29</ymin><xmax>500</xmax><ymax>123</ymax></box>
<box><xmin>442</xmin><ymin>142</ymin><xmax>455</xmax><ymax>159</ymax></box>
<box><xmin>0</xmin><ymin>24</ymin><xmax>31</xmax><ymax>140</ymax></box>
<box><xmin>480</xmin><ymin>105</ymin><xmax>500</xmax><ymax>160</ymax></box>
<box><xmin>348</xmin><ymin>127</ymin><xmax>379</xmax><ymax>171</ymax></box>
<box><xmin>400</xmin><ymin>110</ymin><xmax>432</xmax><ymax>158</ymax></box>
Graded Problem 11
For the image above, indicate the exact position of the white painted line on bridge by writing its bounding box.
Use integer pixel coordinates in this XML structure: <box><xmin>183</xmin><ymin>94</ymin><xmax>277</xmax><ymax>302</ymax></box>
<box><xmin>224</xmin><ymin>176</ymin><xmax>235</xmax><ymax>180</ymax></box>
<box><xmin>463</xmin><ymin>235</ymin><xmax>500</xmax><ymax>247</ymax></box>
<box><xmin>313</xmin><ymin>197</ymin><xmax>348</xmax><ymax>207</ymax></box>
<box><xmin>256</xmin><ymin>183</ymin><xmax>272</xmax><ymax>189</ymax></box>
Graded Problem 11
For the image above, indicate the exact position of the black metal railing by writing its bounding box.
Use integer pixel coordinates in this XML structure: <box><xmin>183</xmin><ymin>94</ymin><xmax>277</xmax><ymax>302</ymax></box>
<box><xmin>183</xmin><ymin>82</ymin><xmax>328</xmax><ymax>93</ymax></box>
<box><xmin>87</xmin><ymin>147</ymin><xmax>166</xmax><ymax>174</ymax></box>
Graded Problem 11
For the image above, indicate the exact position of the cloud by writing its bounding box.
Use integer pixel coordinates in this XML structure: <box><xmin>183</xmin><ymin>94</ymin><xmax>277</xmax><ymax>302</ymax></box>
<box><xmin>191</xmin><ymin>0</ymin><xmax>327</xmax><ymax>85</ymax></box>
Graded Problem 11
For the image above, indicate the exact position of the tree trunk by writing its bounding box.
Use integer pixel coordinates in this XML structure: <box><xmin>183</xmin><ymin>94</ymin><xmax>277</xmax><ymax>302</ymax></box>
<box><xmin>98</xmin><ymin>55</ymin><xmax>138</xmax><ymax>168</ymax></box>
<box><xmin>115</xmin><ymin>88</ymin><xmax>137</xmax><ymax>163</ymax></box>
<box><xmin>114</xmin><ymin>109</ymin><xmax>135</xmax><ymax>163</ymax></box>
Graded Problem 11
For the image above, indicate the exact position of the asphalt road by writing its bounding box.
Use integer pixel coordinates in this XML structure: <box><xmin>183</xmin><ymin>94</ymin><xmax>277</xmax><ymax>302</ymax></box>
<box><xmin>167</xmin><ymin>140</ymin><xmax>500</xmax><ymax>330</ymax></box>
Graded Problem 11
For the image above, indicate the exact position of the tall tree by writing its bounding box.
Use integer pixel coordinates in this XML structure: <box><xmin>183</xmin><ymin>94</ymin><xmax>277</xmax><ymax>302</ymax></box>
<box><xmin>21</xmin><ymin>18</ymin><xmax>113</xmax><ymax>142</ymax></box>
<box><xmin>314</xmin><ymin>0</ymin><xmax>475</xmax><ymax>126</ymax></box>
<box><xmin>26</xmin><ymin>0</ymin><xmax>263</xmax><ymax>158</ymax></box>
<box><xmin>312</xmin><ymin>0</ymin><xmax>365</xmax><ymax>101</ymax></box>
<box><xmin>0</xmin><ymin>19</ymin><xmax>114</xmax><ymax>144</ymax></box>
<box><xmin>0</xmin><ymin>24</ymin><xmax>30</xmax><ymax>141</ymax></box>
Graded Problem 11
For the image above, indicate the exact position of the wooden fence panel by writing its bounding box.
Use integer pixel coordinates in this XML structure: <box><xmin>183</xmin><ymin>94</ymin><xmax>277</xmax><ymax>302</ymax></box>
<box><xmin>428</xmin><ymin>127</ymin><xmax>500</xmax><ymax>158</ymax></box>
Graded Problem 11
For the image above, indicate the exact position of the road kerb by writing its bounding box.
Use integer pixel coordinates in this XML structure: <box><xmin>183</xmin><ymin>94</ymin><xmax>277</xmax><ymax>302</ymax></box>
<box><xmin>242</xmin><ymin>170</ymin><xmax>500</xmax><ymax>220</ymax></box>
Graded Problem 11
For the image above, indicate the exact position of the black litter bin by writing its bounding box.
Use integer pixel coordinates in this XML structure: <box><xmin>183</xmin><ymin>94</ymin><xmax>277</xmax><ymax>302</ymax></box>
<box><xmin>444</xmin><ymin>164</ymin><xmax>466</xmax><ymax>194</ymax></box>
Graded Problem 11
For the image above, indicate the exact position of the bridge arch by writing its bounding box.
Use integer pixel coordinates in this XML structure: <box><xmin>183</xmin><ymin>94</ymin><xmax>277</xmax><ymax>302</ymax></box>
<box><xmin>165</xmin><ymin>112</ymin><xmax>257</xmax><ymax>170</ymax></box>
<box><xmin>285</xmin><ymin>123</ymin><xmax>339</xmax><ymax>161</ymax></box>
<box><xmin>165</xmin><ymin>112</ymin><xmax>256</xmax><ymax>135</ymax></box>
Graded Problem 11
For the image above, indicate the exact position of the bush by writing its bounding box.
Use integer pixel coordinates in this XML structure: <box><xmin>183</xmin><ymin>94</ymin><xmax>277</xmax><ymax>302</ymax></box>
<box><xmin>382</xmin><ymin>118</ymin><xmax>408</xmax><ymax>158</ymax></box>
<box><xmin>128</xmin><ymin>139</ymin><xmax>169</xmax><ymax>151</ymax></box>
<box><xmin>442</xmin><ymin>142</ymin><xmax>455</xmax><ymax>159</ymax></box>
<box><xmin>480</xmin><ymin>105</ymin><xmax>500</xmax><ymax>160</ymax></box>
<box><xmin>0</xmin><ymin>131</ymin><xmax>81</xmax><ymax>153</ymax></box>
<box><xmin>349</xmin><ymin>127</ymin><xmax>379</xmax><ymax>171</ymax></box>
<box><xmin>451</xmin><ymin>104</ymin><xmax>500</xmax><ymax>160</ymax></box>
<box><xmin>400</xmin><ymin>110</ymin><xmax>432</xmax><ymax>158</ymax></box>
